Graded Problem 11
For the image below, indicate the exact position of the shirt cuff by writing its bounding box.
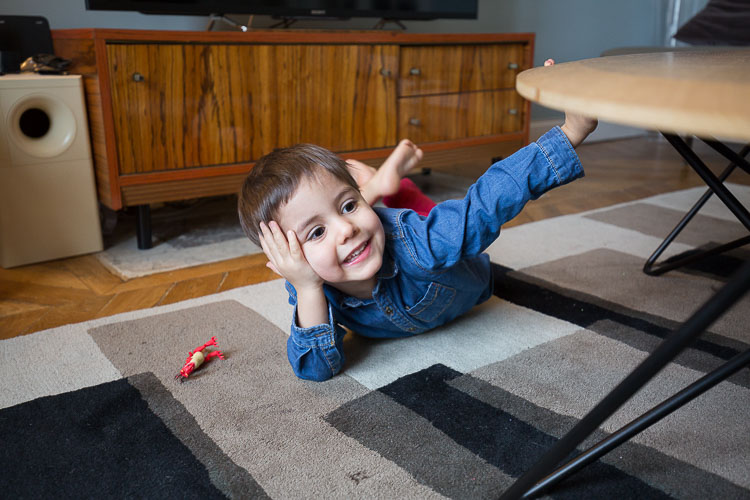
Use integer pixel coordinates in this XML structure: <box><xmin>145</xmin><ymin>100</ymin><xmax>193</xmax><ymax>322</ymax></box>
<box><xmin>536</xmin><ymin>126</ymin><xmax>585</xmax><ymax>185</ymax></box>
<box><xmin>289</xmin><ymin>302</ymin><xmax>338</xmax><ymax>348</ymax></box>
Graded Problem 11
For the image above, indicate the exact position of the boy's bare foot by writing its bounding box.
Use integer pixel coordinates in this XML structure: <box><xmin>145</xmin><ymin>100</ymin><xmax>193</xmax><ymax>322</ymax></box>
<box><xmin>377</xmin><ymin>139</ymin><xmax>423</xmax><ymax>195</ymax></box>
<box><xmin>347</xmin><ymin>139</ymin><xmax>424</xmax><ymax>205</ymax></box>
<box><xmin>544</xmin><ymin>59</ymin><xmax>598</xmax><ymax>148</ymax></box>
<box><xmin>346</xmin><ymin>158</ymin><xmax>377</xmax><ymax>187</ymax></box>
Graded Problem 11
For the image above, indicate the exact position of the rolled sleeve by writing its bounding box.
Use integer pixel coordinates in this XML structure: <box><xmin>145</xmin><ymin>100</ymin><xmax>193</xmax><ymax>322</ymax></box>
<box><xmin>287</xmin><ymin>302</ymin><xmax>346</xmax><ymax>381</ymax></box>
<box><xmin>535</xmin><ymin>126</ymin><xmax>584</xmax><ymax>187</ymax></box>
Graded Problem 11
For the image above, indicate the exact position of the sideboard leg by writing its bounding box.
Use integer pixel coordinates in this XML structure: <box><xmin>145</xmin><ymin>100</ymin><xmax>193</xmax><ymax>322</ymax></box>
<box><xmin>135</xmin><ymin>204</ymin><xmax>153</xmax><ymax>250</ymax></box>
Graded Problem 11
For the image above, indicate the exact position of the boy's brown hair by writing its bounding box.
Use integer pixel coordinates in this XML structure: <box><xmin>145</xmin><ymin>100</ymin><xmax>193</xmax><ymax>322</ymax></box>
<box><xmin>237</xmin><ymin>143</ymin><xmax>360</xmax><ymax>247</ymax></box>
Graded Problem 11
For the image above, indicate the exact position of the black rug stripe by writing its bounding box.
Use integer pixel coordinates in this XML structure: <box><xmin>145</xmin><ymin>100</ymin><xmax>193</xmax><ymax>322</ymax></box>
<box><xmin>378</xmin><ymin>364</ymin><xmax>672</xmax><ymax>499</ymax></box>
<box><xmin>128</xmin><ymin>373</ymin><xmax>269</xmax><ymax>499</ymax></box>
<box><xmin>449</xmin><ymin>372</ymin><xmax>750</xmax><ymax>499</ymax></box>
<box><xmin>0</xmin><ymin>377</ymin><xmax>265</xmax><ymax>499</ymax></box>
<box><xmin>491</xmin><ymin>263</ymin><xmax>748</xmax><ymax>367</ymax></box>
<box><xmin>662</xmin><ymin>243</ymin><xmax>750</xmax><ymax>281</ymax></box>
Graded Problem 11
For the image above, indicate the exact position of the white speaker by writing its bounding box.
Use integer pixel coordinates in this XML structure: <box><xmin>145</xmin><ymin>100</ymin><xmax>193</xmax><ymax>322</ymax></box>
<box><xmin>0</xmin><ymin>74</ymin><xmax>102</xmax><ymax>268</ymax></box>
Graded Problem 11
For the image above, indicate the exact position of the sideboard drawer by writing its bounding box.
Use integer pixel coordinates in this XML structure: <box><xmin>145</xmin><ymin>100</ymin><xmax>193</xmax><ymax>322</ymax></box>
<box><xmin>399</xmin><ymin>43</ymin><xmax>526</xmax><ymax>97</ymax></box>
<box><xmin>107</xmin><ymin>42</ymin><xmax>398</xmax><ymax>175</ymax></box>
<box><xmin>398</xmin><ymin>89</ymin><xmax>525</xmax><ymax>143</ymax></box>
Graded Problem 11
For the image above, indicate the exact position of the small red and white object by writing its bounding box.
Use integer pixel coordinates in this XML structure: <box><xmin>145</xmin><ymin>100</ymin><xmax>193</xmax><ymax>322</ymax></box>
<box><xmin>175</xmin><ymin>336</ymin><xmax>225</xmax><ymax>381</ymax></box>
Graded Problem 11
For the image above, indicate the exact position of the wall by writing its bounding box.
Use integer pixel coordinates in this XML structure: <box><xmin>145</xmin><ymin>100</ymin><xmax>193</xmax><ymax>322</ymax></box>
<box><xmin>3</xmin><ymin>0</ymin><xmax>669</xmax><ymax>125</ymax></box>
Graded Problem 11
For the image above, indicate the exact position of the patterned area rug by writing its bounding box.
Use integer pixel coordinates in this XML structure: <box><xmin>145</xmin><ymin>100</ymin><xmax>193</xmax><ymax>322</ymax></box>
<box><xmin>2</xmin><ymin>185</ymin><xmax>749</xmax><ymax>498</ymax></box>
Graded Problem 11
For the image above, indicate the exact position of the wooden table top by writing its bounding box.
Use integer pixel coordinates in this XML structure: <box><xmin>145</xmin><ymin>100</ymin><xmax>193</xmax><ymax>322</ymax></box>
<box><xmin>516</xmin><ymin>49</ymin><xmax>750</xmax><ymax>142</ymax></box>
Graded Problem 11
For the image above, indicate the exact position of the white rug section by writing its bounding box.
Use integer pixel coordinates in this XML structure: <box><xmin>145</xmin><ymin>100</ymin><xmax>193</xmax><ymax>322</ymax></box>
<box><xmin>0</xmin><ymin>327</ymin><xmax>121</xmax><ymax>409</ymax></box>
<box><xmin>640</xmin><ymin>183</ymin><xmax>750</xmax><ymax>221</ymax></box>
<box><xmin>97</xmin><ymin>236</ymin><xmax>261</xmax><ymax>279</ymax></box>
<box><xmin>342</xmin><ymin>297</ymin><xmax>582</xmax><ymax>390</ymax></box>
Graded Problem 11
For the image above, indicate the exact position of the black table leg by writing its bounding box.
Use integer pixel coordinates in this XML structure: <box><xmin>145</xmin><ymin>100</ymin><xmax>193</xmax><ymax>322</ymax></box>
<box><xmin>643</xmin><ymin>137</ymin><xmax>750</xmax><ymax>276</ymax></box>
<box><xmin>500</xmin><ymin>259</ymin><xmax>750</xmax><ymax>500</ymax></box>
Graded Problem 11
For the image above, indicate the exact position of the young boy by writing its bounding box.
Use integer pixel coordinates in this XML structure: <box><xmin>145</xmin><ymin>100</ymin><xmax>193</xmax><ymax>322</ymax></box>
<box><xmin>238</xmin><ymin>90</ymin><xmax>596</xmax><ymax>381</ymax></box>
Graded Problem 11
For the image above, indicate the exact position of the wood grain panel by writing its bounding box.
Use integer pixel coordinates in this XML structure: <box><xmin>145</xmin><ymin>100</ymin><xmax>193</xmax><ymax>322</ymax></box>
<box><xmin>398</xmin><ymin>90</ymin><xmax>525</xmax><ymax>143</ymax></box>
<box><xmin>82</xmin><ymin>77</ymin><xmax>113</xmax><ymax>207</ymax></box>
<box><xmin>51</xmin><ymin>38</ymin><xmax>97</xmax><ymax>74</ymax></box>
<box><xmin>107</xmin><ymin>43</ymin><xmax>397</xmax><ymax>175</ymax></box>
<box><xmin>399</xmin><ymin>44</ymin><xmax>527</xmax><ymax>97</ymax></box>
<box><xmin>53</xmin><ymin>37</ymin><xmax>114</xmax><ymax>206</ymax></box>
<box><xmin>121</xmin><ymin>173</ymin><xmax>248</xmax><ymax>206</ymax></box>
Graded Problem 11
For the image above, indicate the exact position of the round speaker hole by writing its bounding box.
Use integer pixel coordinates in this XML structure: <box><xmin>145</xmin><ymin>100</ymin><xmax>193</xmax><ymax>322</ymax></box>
<box><xmin>19</xmin><ymin>108</ymin><xmax>51</xmax><ymax>139</ymax></box>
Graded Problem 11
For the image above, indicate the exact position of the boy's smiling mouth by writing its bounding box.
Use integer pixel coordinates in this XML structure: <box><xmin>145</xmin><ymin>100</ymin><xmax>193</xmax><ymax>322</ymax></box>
<box><xmin>343</xmin><ymin>240</ymin><xmax>370</xmax><ymax>265</ymax></box>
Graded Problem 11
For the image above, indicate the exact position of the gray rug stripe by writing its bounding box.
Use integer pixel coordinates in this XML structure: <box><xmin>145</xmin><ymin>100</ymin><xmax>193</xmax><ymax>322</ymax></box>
<box><xmin>449</xmin><ymin>373</ymin><xmax>750</xmax><ymax>499</ymax></box>
<box><xmin>516</xmin><ymin>248</ymin><xmax>750</xmax><ymax>343</ymax></box>
<box><xmin>325</xmin><ymin>390</ymin><xmax>513</xmax><ymax>498</ymax></box>
<box><xmin>506</xmin><ymin>256</ymin><xmax>750</xmax><ymax>388</ymax></box>
<box><xmin>589</xmin><ymin>319</ymin><xmax>750</xmax><ymax>390</ymax></box>
<box><xmin>584</xmin><ymin>202</ymin><xmax>748</xmax><ymax>247</ymax></box>
<box><xmin>128</xmin><ymin>372</ymin><xmax>269</xmax><ymax>499</ymax></box>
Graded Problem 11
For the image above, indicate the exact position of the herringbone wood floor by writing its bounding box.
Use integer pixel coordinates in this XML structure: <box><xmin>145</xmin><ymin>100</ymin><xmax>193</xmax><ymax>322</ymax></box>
<box><xmin>1</xmin><ymin>134</ymin><xmax>747</xmax><ymax>340</ymax></box>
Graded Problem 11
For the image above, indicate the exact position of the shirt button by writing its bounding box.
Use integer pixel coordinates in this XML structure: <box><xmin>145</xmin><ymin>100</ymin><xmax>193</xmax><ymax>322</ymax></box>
<box><xmin>408</xmin><ymin>327</ymin><xmax>416</xmax><ymax>332</ymax></box>
<box><xmin>385</xmin><ymin>306</ymin><xmax>393</xmax><ymax>315</ymax></box>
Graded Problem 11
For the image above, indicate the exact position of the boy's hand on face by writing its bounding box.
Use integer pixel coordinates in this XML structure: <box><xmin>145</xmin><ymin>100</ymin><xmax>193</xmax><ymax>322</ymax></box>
<box><xmin>258</xmin><ymin>221</ymin><xmax>323</xmax><ymax>292</ymax></box>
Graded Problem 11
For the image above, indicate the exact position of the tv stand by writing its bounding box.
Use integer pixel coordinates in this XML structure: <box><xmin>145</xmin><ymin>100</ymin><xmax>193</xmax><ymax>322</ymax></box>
<box><xmin>51</xmin><ymin>29</ymin><xmax>533</xmax><ymax>249</ymax></box>
<box><xmin>372</xmin><ymin>18</ymin><xmax>407</xmax><ymax>30</ymax></box>
<box><xmin>205</xmin><ymin>14</ymin><xmax>251</xmax><ymax>31</ymax></box>
<box><xmin>268</xmin><ymin>17</ymin><xmax>299</xmax><ymax>29</ymax></box>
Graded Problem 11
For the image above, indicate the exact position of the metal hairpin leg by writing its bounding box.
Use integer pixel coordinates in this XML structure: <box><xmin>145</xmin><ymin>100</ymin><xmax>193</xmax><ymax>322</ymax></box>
<box><xmin>499</xmin><ymin>259</ymin><xmax>750</xmax><ymax>499</ymax></box>
<box><xmin>643</xmin><ymin>137</ymin><xmax>750</xmax><ymax>276</ymax></box>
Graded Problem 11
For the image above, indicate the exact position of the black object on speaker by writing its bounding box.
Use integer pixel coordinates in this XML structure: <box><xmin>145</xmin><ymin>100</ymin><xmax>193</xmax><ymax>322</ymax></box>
<box><xmin>0</xmin><ymin>16</ymin><xmax>53</xmax><ymax>74</ymax></box>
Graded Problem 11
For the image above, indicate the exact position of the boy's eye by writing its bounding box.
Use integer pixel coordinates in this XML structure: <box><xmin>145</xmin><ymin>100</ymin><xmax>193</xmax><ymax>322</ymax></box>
<box><xmin>308</xmin><ymin>227</ymin><xmax>325</xmax><ymax>241</ymax></box>
<box><xmin>342</xmin><ymin>200</ymin><xmax>357</xmax><ymax>214</ymax></box>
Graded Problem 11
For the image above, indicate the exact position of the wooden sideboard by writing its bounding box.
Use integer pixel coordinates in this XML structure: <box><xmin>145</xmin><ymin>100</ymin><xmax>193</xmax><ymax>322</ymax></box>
<box><xmin>52</xmin><ymin>29</ymin><xmax>533</xmax><ymax>247</ymax></box>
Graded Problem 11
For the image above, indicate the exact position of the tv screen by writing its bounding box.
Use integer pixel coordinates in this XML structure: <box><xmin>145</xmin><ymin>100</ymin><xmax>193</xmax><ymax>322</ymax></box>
<box><xmin>85</xmin><ymin>0</ymin><xmax>479</xmax><ymax>20</ymax></box>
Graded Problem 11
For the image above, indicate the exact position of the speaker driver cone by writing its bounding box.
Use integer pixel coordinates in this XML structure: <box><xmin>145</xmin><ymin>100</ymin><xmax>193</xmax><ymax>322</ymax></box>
<box><xmin>7</xmin><ymin>93</ymin><xmax>76</xmax><ymax>158</ymax></box>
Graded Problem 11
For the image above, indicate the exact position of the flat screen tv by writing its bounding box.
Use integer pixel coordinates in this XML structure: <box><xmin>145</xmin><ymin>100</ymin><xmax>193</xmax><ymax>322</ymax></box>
<box><xmin>84</xmin><ymin>0</ymin><xmax>479</xmax><ymax>20</ymax></box>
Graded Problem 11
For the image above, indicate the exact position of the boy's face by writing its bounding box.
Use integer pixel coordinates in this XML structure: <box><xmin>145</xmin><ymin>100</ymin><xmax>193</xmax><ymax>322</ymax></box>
<box><xmin>276</xmin><ymin>169</ymin><xmax>385</xmax><ymax>289</ymax></box>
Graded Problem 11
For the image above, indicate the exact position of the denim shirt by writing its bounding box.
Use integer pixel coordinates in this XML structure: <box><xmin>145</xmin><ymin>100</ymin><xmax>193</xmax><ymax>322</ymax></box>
<box><xmin>285</xmin><ymin>127</ymin><xmax>584</xmax><ymax>381</ymax></box>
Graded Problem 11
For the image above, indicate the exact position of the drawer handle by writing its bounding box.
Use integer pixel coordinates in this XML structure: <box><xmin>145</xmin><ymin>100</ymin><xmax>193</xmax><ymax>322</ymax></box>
<box><xmin>380</xmin><ymin>68</ymin><xmax>392</xmax><ymax>77</ymax></box>
<box><xmin>132</xmin><ymin>72</ymin><xmax>145</xmax><ymax>82</ymax></box>
<box><xmin>508</xmin><ymin>108</ymin><xmax>518</xmax><ymax>115</ymax></box>
<box><xmin>409</xmin><ymin>67</ymin><xmax>421</xmax><ymax>76</ymax></box>
<box><xmin>508</xmin><ymin>63</ymin><xmax>519</xmax><ymax>70</ymax></box>
<box><xmin>408</xmin><ymin>118</ymin><xmax>421</xmax><ymax>126</ymax></box>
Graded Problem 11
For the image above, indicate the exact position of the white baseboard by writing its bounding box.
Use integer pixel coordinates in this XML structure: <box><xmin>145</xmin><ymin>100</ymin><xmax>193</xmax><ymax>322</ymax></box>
<box><xmin>530</xmin><ymin>119</ymin><xmax>647</xmax><ymax>144</ymax></box>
